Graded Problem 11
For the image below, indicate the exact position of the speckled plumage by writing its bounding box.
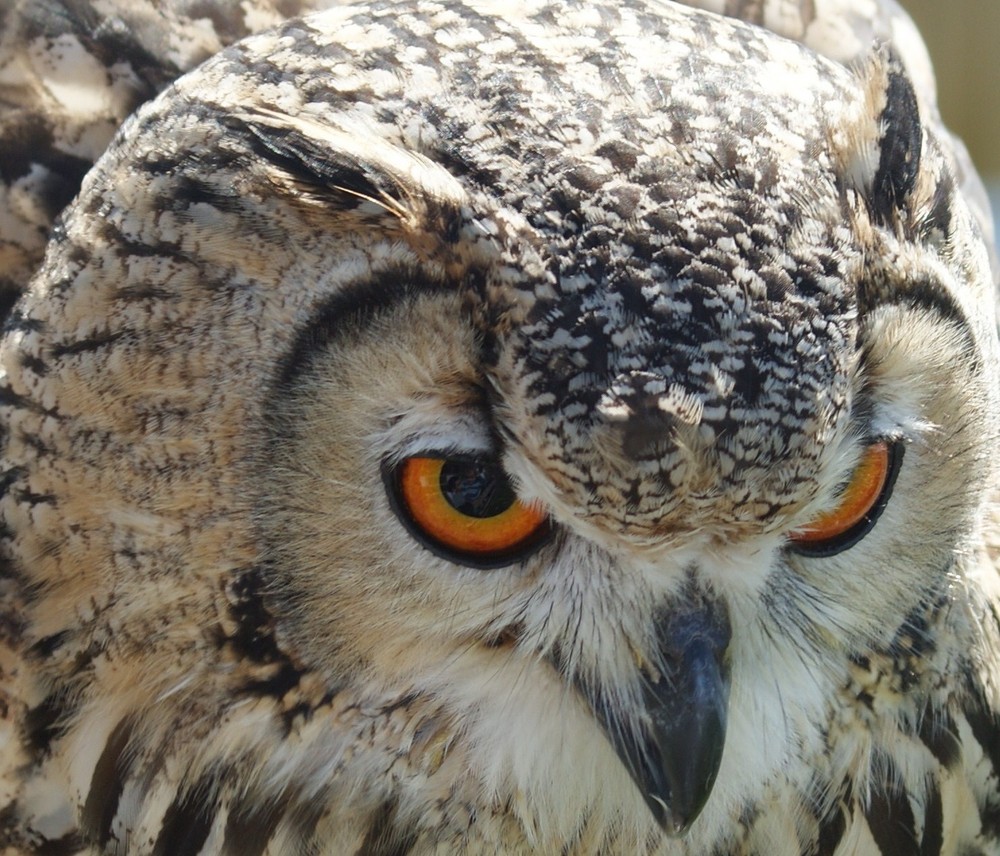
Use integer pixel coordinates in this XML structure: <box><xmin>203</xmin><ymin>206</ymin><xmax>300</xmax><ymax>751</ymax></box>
<box><xmin>1</xmin><ymin>1</ymin><xmax>999</xmax><ymax>854</ymax></box>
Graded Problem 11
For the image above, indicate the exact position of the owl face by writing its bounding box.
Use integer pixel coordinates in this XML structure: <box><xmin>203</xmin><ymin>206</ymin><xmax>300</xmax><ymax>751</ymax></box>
<box><xmin>3</xmin><ymin>0</ymin><xmax>999</xmax><ymax>852</ymax></box>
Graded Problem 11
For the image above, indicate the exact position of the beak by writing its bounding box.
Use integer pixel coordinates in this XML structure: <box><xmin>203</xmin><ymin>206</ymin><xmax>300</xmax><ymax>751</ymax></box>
<box><xmin>584</xmin><ymin>589</ymin><xmax>731</xmax><ymax>836</ymax></box>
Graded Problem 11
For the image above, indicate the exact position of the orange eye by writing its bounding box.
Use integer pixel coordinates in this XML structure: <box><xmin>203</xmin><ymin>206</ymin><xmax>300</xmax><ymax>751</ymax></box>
<box><xmin>789</xmin><ymin>441</ymin><xmax>902</xmax><ymax>557</ymax></box>
<box><xmin>385</xmin><ymin>456</ymin><xmax>552</xmax><ymax>568</ymax></box>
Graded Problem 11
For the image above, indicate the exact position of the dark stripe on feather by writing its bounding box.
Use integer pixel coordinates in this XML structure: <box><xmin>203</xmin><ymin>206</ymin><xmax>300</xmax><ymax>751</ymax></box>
<box><xmin>80</xmin><ymin>718</ymin><xmax>133</xmax><ymax>846</ymax></box>
<box><xmin>864</xmin><ymin>756</ymin><xmax>918</xmax><ymax>854</ymax></box>
<box><xmin>152</xmin><ymin>777</ymin><xmax>214</xmax><ymax>856</ymax></box>
<box><xmin>357</xmin><ymin>797</ymin><xmax>418</xmax><ymax>856</ymax></box>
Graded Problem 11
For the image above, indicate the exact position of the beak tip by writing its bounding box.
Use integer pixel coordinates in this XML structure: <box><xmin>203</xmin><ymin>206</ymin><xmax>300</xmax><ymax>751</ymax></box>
<box><xmin>645</xmin><ymin>793</ymin><xmax>693</xmax><ymax>837</ymax></box>
<box><xmin>645</xmin><ymin>787</ymin><xmax>712</xmax><ymax>837</ymax></box>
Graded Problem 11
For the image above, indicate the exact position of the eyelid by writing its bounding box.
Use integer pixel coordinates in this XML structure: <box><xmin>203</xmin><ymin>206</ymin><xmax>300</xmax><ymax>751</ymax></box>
<box><xmin>387</xmin><ymin>430</ymin><xmax>496</xmax><ymax>468</ymax></box>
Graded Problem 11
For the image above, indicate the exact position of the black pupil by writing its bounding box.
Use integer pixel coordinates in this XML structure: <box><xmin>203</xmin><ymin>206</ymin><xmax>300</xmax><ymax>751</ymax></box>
<box><xmin>439</xmin><ymin>460</ymin><xmax>516</xmax><ymax>518</ymax></box>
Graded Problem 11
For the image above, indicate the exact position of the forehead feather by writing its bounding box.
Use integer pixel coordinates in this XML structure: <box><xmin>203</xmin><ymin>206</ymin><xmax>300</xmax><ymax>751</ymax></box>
<box><xmin>115</xmin><ymin>0</ymin><xmax>909</xmax><ymax>533</ymax></box>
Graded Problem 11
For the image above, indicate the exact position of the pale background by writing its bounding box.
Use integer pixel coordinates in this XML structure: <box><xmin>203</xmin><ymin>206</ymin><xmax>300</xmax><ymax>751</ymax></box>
<box><xmin>902</xmin><ymin>0</ymin><xmax>1000</xmax><ymax>243</ymax></box>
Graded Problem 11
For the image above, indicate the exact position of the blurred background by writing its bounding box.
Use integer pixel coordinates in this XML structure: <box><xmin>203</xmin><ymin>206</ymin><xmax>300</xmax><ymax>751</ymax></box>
<box><xmin>903</xmin><ymin>0</ymin><xmax>1000</xmax><ymax>244</ymax></box>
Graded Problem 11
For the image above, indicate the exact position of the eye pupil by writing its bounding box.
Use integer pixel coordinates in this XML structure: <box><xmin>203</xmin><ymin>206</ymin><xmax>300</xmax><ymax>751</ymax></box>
<box><xmin>439</xmin><ymin>460</ymin><xmax>515</xmax><ymax>518</ymax></box>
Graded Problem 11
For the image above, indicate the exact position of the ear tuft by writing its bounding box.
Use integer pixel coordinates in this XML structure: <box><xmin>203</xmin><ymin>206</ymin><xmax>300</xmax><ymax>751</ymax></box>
<box><xmin>838</xmin><ymin>51</ymin><xmax>924</xmax><ymax>228</ymax></box>
<box><xmin>870</xmin><ymin>54</ymin><xmax>922</xmax><ymax>225</ymax></box>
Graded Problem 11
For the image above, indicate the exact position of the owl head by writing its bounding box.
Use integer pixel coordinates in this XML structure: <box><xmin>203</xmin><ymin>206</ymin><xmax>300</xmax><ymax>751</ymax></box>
<box><xmin>3</xmin><ymin>1</ymin><xmax>998</xmax><ymax>852</ymax></box>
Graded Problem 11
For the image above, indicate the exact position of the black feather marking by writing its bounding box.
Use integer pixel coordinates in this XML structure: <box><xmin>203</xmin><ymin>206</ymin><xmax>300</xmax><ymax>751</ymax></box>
<box><xmin>964</xmin><ymin>705</ymin><xmax>1000</xmax><ymax>838</ymax></box>
<box><xmin>357</xmin><ymin>798</ymin><xmax>418</xmax><ymax>856</ymax></box>
<box><xmin>227</xmin><ymin>112</ymin><xmax>406</xmax><ymax>215</ymax></box>
<box><xmin>222</xmin><ymin>801</ymin><xmax>285</xmax><ymax>856</ymax></box>
<box><xmin>225</xmin><ymin>109</ymin><xmax>466</xmax><ymax>247</ymax></box>
<box><xmin>0</xmin><ymin>288</ymin><xmax>23</xmax><ymax>327</ymax></box>
<box><xmin>1</xmin><ymin>309</ymin><xmax>44</xmax><ymax>335</ymax></box>
<box><xmin>49</xmin><ymin>330</ymin><xmax>126</xmax><ymax>358</ymax></box>
<box><xmin>18</xmin><ymin>352</ymin><xmax>49</xmax><ymax>377</ymax></box>
<box><xmin>855</xmin><ymin>272</ymin><xmax>974</xmax><ymax>360</ymax></box>
<box><xmin>815</xmin><ymin>803</ymin><xmax>847</xmax><ymax>856</ymax></box>
<box><xmin>80</xmin><ymin>719</ymin><xmax>134</xmax><ymax>846</ymax></box>
<box><xmin>966</xmin><ymin>706</ymin><xmax>1000</xmax><ymax>780</ymax></box>
<box><xmin>24</xmin><ymin>693</ymin><xmax>70</xmax><ymax>756</ymax></box>
<box><xmin>151</xmin><ymin>777</ymin><xmax>215</xmax><ymax>856</ymax></box>
<box><xmin>870</xmin><ymin>57</ymin><xmax>922</xmax><ymax>226</ymax></box>
<box><xmin>29</xmin><ymin>832</ymin><xmax>90</xmax><ymax>855</ymax></box>
<box><xmin>270</xmin><ymin>269</ymin><xmax>456</xmax><ymax>389</ymax></box>
<box><xmin>225</xmin><ymin>568</ymin><xmax>287</xmax><ymax>666</ymax></box>
<box><xmin>0</xmin><ymin>383</ymin><xmax>44</xmax><ymax>414</ymax></box>
<box><xmin>918</xmin><ymin>707</ymin><xmax>961</xmax><ymax>771</ymax></box>
<box><xmin>0</xmin><ymin>111</ymin><xmax>93</xmax><ymax>202</ymax></box>
<box><xmin>225</xmin><ymin>569</ymin><xmax>306</xmax><ymax>702</ymax></box>
<box><xmin>27</xmin><ymin>631</ymin><xmax>69</xmax><ymax>659</ymax></box>
<box><xmin>920</xmin><ymin>782</ymin><xmax>943</xmax><ymax>856</ymax></box>
<box><xmin>864</xmin><ymin>756</ymin><xmax>918</xmax><ymax>854</ymax></box>
<box><xmin>882</xmin><ymin>275</ymin><xmax>967</xmax><ymax>327</ymax></box>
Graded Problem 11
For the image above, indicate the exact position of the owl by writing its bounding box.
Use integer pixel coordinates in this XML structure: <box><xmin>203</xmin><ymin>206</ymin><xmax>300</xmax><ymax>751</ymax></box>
<box><xmin>1</xmin><ymin>0</ymin><xmax>999</xmax><ymax>853</ymax></box>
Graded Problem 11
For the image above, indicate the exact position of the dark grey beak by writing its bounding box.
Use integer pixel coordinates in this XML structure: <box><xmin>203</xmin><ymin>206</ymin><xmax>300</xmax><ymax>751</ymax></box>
<box><xmin>585</xmin><ymin>590</ymin><xmax>732</xmax><ymax>835</ymax></box>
